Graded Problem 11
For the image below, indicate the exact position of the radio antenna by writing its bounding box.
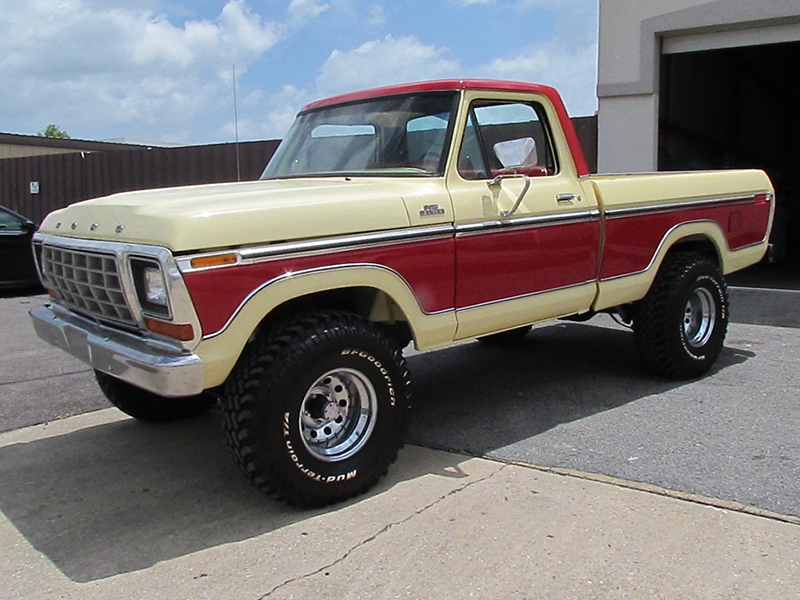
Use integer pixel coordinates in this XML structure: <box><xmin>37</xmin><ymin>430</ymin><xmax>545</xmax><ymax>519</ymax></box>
<box><xmin>233</xmin><ymin>64</ymin><xmax>241</xmax><ymax>182</ymax></box>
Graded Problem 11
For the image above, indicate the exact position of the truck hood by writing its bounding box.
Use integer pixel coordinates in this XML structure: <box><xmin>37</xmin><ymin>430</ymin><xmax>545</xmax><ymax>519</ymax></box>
<box><xmin>38</xmin><ymin>178</ymin><xmax>418</xmax><ymax>252</ymax></box>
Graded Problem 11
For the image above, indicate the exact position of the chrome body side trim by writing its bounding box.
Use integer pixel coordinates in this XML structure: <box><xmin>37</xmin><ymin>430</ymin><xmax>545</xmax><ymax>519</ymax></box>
<box><xmin>456</xmin><ymin>279</ymin><xmax>597</xmax><ymax>312</ymax></box>
<box><xmin>240</xmin><ymin>224</ymin><xmax>455</xmax><ymax>261</ymax></box>
<box><xmin>604</xmin><ymin>193</ymin><xmax>770</xmax><ymax>219</ymax></box>
<box><xmin>177</xmin><ymin>225</ymin><xmax>455</xmax><ymax>273</ymax></box>
<box><xmin>187</xmin><ymin>214</ymin><xmax>602</xmax><ymax>339</ymax></box>
<box><xmin>178</xmin><ymin>211</ymin><xmax>603</xmax><ymax>273</ymax></box>
<box><xmin>30</xmin><ymin>304</ymin><xmax>204</xmax><ymax>397</ymax></box>
<box><xmin>455</xmin><ymin>209</ymin><xmax>600</xmax><ymax>236</ymax></box>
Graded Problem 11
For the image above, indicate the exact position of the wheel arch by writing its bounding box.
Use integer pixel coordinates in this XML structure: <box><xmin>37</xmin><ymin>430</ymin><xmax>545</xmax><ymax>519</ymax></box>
<box><xmin>655</xmin><ymin>221</ymin><xmax>728</xmax><ymax>272</ymax></box>
<box><xmin>595</xmin><ymin>220</ymin><xmax>730</xmax><ymax>311</ymax></box>
<box><xmin>196</xmin><ymin>264</ymin><xmax>456</xmax><ymax>389</ymax></box>
<box><xmin>662</xmin><ymin>233</ymin><xmax>722</xmax><ymax>267</ymax></box>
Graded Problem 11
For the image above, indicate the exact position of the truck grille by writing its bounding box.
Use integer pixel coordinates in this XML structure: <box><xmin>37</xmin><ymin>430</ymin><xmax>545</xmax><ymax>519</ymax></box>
<box><xmin>39</xmin><ymin>245</ymin><xmax>136</xmax><ymax>326</ymax></box>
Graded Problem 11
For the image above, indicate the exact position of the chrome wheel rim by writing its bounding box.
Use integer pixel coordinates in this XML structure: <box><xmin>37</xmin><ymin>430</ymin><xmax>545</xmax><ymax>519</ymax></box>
<box><xmin>299</xmin><ymin>368</ymin><xmax>377</xmax><ymax>462</ymax></box>
<box><xmin>683</xmin><ymin>287</ymin><xmax>715</xmax><ymax>348</ymax></box>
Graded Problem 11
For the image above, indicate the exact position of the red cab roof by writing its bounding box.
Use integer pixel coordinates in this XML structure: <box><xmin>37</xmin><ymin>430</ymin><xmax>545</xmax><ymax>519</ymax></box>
<box><xmin>301</xmin><ymin>79</ymin><xmax>561</xmax><ymax>112</ymax></box>
<box><xmin>299</xmin><ymin>79</ymin><xmax>589</xmax><ymax>177</ymax></box>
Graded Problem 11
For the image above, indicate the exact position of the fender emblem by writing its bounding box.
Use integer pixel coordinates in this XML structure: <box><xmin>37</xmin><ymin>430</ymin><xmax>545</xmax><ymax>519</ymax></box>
<box><xmin>420</xmin><ymin>204</ymin><xmax>445</xmax><ymax>217</ymax></box>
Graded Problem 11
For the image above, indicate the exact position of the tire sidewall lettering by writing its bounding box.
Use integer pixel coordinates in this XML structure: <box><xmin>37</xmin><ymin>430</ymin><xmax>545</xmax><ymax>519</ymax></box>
<box><xmin>634</xmin><ymin>253</ymin><xmax>729</xmax><ymax>379</ymax></box>
<box><xmin>678</xmin><ymin>274</ymin><xmax>726</xmax><ymax>361</ymax></box>
<box><xmin>279</xmin><ymin>345</ymin><xmax>400</xmax><ymax>484</ymax></box>
<box><xmin>283</xmin><ymin>412</ymin><xmax>359</xmax><ymax>483</ymax></box>
<box><xmin>224</xmin><ymin>311</ymin><xmax>410</xmax><ymax>505</ymax></box>
<box><xmin>341</xmin><ymin>348</ymin><xmax>396</xmax><ymax>406</ymax></box>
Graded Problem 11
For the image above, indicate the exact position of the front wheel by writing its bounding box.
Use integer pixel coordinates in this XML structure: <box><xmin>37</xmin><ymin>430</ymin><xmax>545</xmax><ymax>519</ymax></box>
<box><xmin>95</xmin><ymin>371</ymin><xmax>215</xmax><ymax>422</ymax></box>
<box><xmin>222</xmin><ymin>310</ymin><xmax>411</xmax><ymax>507</ymax></box>
<box><xmin>633</xmin><ymin>252</ymin><xmax>729</xmax><ymax>379</ymax></box>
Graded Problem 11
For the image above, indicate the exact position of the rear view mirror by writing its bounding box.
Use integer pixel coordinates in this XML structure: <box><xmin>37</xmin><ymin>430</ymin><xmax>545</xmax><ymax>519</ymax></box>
<box><xmin>493</xmin><ymin>137</ymin><xmax>537</xmax><ymax>170</ymax></box>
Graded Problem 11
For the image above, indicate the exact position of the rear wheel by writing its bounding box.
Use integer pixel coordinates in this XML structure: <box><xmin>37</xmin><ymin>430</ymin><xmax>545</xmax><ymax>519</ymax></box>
<box><xmin>222</xmin><ymin>310</ymin><xmax>411</xmax><ymax>507</ymax></box>
<box><xmin>95</xmin><ymin>371</ymin><xmax>214</xmax><ymax>422</ymax></box>
<box><xmin>633</xmin><ymin>252</ymin><xmax>728</xmax><ymax>379</ymax></box>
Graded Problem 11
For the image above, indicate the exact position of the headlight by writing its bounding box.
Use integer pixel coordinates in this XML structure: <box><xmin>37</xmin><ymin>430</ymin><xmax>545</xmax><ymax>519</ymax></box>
<box><xmin>130</xmin><ymin>258</ymin><xmax>171</xmax><ymax>318</ymax></box>
<box><xmin>143</xmin><ymin>266</ymin><xmax>168</xmax><ymax>306</ymax></box>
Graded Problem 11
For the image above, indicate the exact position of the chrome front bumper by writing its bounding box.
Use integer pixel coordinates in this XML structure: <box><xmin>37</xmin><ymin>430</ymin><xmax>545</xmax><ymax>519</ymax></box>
<box><xmin>30</xmin><ymin>304</ymin><xmax>204</xmax><ymax>397</ymax></box>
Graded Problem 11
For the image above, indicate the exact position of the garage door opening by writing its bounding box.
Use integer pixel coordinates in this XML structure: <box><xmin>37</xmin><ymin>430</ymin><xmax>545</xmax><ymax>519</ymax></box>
<box><xmin>659</xmin><ymin>41</ymin><xmax>800</xmax><ymax>286</ymax></box>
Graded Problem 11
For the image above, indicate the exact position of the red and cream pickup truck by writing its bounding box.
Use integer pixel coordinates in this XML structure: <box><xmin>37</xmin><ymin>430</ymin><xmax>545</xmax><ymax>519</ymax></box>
<box><xmin>30</xmin><ymin>80</ymin><xmax>773</xmax><ymax>506</ymax></box>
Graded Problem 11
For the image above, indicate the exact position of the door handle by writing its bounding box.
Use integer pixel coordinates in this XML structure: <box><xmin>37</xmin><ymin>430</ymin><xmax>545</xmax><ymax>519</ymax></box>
<box><xmin>556</xmin><ymin>193</ymin><xmax>581</xmax><ymax>204</ymax></box>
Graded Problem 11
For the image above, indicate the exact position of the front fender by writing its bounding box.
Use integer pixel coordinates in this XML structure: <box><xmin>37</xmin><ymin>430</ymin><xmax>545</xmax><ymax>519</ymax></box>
<box><xmin>194</xmin><ymin>264</ymin><xmax>457</xmax><ymax>389</ymax></box>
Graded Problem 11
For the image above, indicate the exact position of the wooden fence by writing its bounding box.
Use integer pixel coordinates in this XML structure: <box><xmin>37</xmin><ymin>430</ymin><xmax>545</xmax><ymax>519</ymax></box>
<box><xmin>1</xmin><ymin>115</ymin><xmax>596</xmax><ymax>224</ymax></box>
<box><xmin>1</xmin><ymin>140</ymin><xmax>279</xmax><ymax>223</ymax></box>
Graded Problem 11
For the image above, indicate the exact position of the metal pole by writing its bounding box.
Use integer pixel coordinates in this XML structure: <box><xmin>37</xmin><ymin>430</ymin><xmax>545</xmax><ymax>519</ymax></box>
<box><xmin>233</xmin><ymin>64</ymin><xmax>241</xmax><ymax>182</ymax></box>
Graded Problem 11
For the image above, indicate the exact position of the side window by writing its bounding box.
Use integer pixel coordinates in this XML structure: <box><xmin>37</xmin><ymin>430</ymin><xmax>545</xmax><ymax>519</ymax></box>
<box><xmin>457</xmin><ymin>113</ymin><xmax>489</xmax><ymax>179</ymax></box>
<box><xmin>0</xmin><ymin>209</ymin><xmax>24</xmax><ymax>232</ymax></box>
<box><xmin>458</xmin><ymin>101</ymin><xmax>557</xmax><ymax>180</ymax></box>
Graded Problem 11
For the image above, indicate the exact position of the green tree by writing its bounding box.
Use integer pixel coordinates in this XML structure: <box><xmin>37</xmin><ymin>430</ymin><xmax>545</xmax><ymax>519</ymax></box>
<box><xmin>38</xmin><ymin>124</ymin><xmax>71</xmax><ymax>139</ymax></box>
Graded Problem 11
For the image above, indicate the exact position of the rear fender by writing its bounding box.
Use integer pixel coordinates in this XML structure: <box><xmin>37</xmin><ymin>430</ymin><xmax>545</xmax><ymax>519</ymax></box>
<box><xmin>594</xmin><ymin>220</ymin><xmax>735</xmax><ymax>311</ymax></box>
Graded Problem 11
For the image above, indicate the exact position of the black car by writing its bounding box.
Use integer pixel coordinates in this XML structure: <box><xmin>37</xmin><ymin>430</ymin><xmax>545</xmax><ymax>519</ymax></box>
<box><xmin>0</xmin><ymin>205</ymin><xmax>41</xmax><ymax>289</ymax></box>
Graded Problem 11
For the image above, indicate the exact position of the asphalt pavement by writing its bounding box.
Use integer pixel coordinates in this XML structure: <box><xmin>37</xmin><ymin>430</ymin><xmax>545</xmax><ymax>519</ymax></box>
<box><xmin>0</xmin><ymin>285</ymin><xmax>798</xmax><ymax>598</ymax></box>
<box><xmin>1</xmin><ymin>287</ymin><xmax>799</xmax><ymax>516</ymax></box>
<box><xmin>406</xmin><ymin>310</ymin><xmax>800</xmax><ymax>518</ymax></box>
<box><xmin>0</xmin><ymin>291</ymin><xmax>106</xmax><ymax>432</ymax></box>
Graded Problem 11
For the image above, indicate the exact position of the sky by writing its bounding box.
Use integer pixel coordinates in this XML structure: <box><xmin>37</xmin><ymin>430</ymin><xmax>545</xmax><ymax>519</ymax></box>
<box><xmin>0</xmin><ymin>0</ymin><xmax>599</xmax><ymax>145</ymax></box>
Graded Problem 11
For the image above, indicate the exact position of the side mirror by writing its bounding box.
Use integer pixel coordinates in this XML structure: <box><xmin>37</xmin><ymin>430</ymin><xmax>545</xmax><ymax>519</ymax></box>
<box><xmin>22</xmin><ymin>220</ymin><xmax>37</xmax><ymax>234</ymax></box>
<box><xmin>493</xmin><ymin>137</ymin><xmax>537</xmax><ymax>170</ymax></box>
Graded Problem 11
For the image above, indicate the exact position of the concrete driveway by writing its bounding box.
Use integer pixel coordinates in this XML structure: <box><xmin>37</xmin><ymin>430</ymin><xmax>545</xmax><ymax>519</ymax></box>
<box><xmin>1</xmin><ymin>287</ymin><xmax>799</xmax><ymax>517</ymax></box>
<box><xmin>0</xmin><ymin>286</ymin><xmax>798</xmax><ymax>598</ymax></box>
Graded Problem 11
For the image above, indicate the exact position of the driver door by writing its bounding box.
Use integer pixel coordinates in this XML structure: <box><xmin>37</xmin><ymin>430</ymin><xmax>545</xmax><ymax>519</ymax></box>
<box><xmin>447</xmin><ymin>94</ymin><xmax>600</xmax><ymax>339</ymax></box>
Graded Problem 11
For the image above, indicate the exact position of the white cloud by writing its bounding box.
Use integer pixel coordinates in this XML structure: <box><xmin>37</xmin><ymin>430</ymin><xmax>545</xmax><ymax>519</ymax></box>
<box><xmin>312</xmin><ymin>33</ymin><xmax>596</xmax><ymax>116</ymax></box>
<box><xmin>0</xmin><ymin>0</ymin><xmax>597</xmax><ymax>145</ymax></box>
<box><xmin>475</xmin><ymin>43</ymin><xmax>597</xmax><ymax>115</ymax></box>
<box><xmin>366</xmin><ymin>3</ymin><xmax>387</xmax><ymax>27</ymax></box>
<box><xmin>480</xmin><ymin>51</ymin><xmax>551</xmax><ymax>78</ymax></box>
<box><xmin>222</xmin><ymin>84</ymin><xmax>313</xmax><ymax>141</ymax></box>
<box><xmin>316</xmin><ymin>35</ymin><xmax>459</xmax><ymax>96</ymax></box>
<box><xmin>288</xmin><ymin>0</ymin><xmax>329</xmax><ymax>26</ymax></box>
<box><xmin>289</xmin><ymin>0</ymin><xmax>329</xmax><ymax>18</ymax></box>
<box><xmin>0</xmin><ymin>0</ymin><xmax>317</xmax><ymax>142</ymax></box>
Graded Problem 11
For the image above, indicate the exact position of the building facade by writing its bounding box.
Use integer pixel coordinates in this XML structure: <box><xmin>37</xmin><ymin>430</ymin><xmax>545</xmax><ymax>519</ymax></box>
<box><xmin>598</xmin><ymin>0</ymin><xmax>800</xmax><ymax>262</ymax></box>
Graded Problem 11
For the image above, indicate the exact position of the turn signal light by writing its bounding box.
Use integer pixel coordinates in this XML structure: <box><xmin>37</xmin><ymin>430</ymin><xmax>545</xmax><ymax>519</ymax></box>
<box><xmin>190</xmin><ymin>253</ymin><xmax>237</xmax><ymax>269</ymax></box>
<box><xmin>144</xmin><ymin>318</ymin><xmax>195</xmax><ymax>341</ymax></box>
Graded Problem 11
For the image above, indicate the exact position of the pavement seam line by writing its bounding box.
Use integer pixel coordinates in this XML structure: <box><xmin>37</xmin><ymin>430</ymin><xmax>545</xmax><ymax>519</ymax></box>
<box><xmin>0</xmin><ymin>368</ymin><xmax>92</xmax><ymax>387</ymax></box>
<box><xmin>255</xmin><ymin>463</ymin><xmax>509</xmax><ymax>599</ymax></box>
<box><xmin>405</xmin><ymin>444</ymin><xmax>800</xmax><ymax>526</ymax></box>
<box><xmin>504</xmin><ymin>460</ymin><xmax>800</xmax><ymax>527</ymax></box>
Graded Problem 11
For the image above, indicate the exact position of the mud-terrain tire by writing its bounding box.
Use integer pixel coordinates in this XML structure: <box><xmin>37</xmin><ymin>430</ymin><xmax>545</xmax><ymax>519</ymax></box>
<box><xmin>222</xmin><ymin>310</ymin><xmax>411</xmax><ymax>507</ymax></box>
<box><xmin>477</xmin><ymin>325</ymin><xmax>532</xmax><ymax>345</ymax></box>
<box><xmin>633</xmin><ymin>252</ymin><xmax>729</xmax><ymax>379</ymax></box>
<box><xmin>95</xmin><ymin>371</ymin><xmax>214</xmax><ymax>422</ymax></box>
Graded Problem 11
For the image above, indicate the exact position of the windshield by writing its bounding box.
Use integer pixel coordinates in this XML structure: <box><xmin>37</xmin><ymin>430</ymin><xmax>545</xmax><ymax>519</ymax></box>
<box><xmin>261</xmin><ymin>92</ymin><xmax>458</xmax><ymax>179</ymax></box>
